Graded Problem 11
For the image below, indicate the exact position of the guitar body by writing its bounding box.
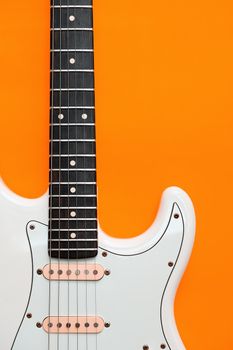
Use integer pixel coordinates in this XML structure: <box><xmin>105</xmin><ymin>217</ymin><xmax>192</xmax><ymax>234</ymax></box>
<box><xmin>0</xmin><ymin>179</ymin><xmax>195</xmax><ymax>350</ymax></box>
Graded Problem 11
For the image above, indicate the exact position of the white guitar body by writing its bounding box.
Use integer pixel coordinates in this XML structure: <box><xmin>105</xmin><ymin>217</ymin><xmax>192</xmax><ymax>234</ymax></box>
<box><xmin>0</xmin><ymin>179</ymin><xmax>195</xmax><ymax>350</ymax></box>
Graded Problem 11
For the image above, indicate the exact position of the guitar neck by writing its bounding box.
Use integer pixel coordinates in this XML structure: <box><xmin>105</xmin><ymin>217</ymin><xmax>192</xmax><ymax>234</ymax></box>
<box><xmin>49</xmin><ymin>0</ymin><xmax>97</xmax><ymax>260</ymax></box>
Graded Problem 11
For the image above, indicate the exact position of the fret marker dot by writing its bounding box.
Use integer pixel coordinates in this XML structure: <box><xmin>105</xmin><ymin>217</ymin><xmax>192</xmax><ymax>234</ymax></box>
<box><xmin>82</xmin><ymin>113</ymin><xmax>88</xmax><ymax>120</ymax></box>
<box><xmin>70</xmin><ymin>232</ymin><xmax>76</xmax><ymax>239</ymax></box>
<box><xmin>70</xmin><ymin>160</ymin><xmax>76</xmax><ymax>166</ymax></box>
<box><xmin>69</xmin><ymin>15</ymin><xmax>75</xmax><ymax>22</ymax></box>
<box><xmin>70</xmin><ymin>187</ymin><xmax>76</xmax><ymax>193</ymax></box>
<box><xmin>70</xmin><ymin>211</ymin><xmax>76</xmax><ymax>217</ymax></box>
<box><xmin>70</xmin><ymin>58</ymin><xmax>75</xmax><ymax>64</ymax></box>
<box><xmin>58</xmin><ymin>114</ymin><xmax>64</xmax><ymax>120</ymax></box>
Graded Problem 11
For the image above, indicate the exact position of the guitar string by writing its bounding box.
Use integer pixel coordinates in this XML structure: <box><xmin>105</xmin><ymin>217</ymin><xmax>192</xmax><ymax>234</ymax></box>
<box><xmin>83</xmin><ymin>17</ymin><xmax>87</xmax><ymax>350</ymax></box>
<box><xmin>86</xmin><ymin>3</ymin><xmax>98</xmax><ymax>349</ymax></box>
<box><xmin>82</xmin><ymin>5</ymin><xmax>88</xmax><ymax>349</ymax></box>
<box><xmin>49</xmin><ymin>0</ymin><xmax>56</xmax><ymax>348</ymax></box>
<box><xmin>84</xmin><ymin>5</ymin><xmax>91</xmax><ymax>349</ymax></box>
<box><xmin>92</xmin><ymin>2</ymin><xmax>99</xmax><ymax>348</ymax></box>
<box><xmin>90</xmin><ymin>2</ymin><xmax>98</xmax><ymax>349</ymax></box>
<box><xmin>66</xmin><ymin>1</ymin><xmax>71</xmax><ymax>349</ymax></box>
<box><xmin>84</xmin><ymin>3</ymin><xmax>98</xmax><ymax>349</ymax></box>
<box><xmin>73</xmin><ymin>4</ymin><xmax>79</xmax><ymax>350</ymax></box>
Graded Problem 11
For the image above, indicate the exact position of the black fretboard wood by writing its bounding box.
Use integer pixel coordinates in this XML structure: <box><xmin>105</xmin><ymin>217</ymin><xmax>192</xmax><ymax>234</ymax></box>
<box><xmin>49</xmin><ymin>0</ymin><xmax>97</xmax><ymax>260</ymax></box>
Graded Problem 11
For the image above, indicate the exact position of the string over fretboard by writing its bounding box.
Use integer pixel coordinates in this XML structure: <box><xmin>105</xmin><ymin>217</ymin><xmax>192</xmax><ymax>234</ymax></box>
<box><xmin>49</xmin><ymin>0</ymin><xmax>97</xmax><ymax>259</ymax></box>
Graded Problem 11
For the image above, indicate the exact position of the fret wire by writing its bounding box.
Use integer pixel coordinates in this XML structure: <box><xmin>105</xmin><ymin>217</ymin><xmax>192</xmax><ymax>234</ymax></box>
<box><xmin>51</xmin><ymin>28</ymin><xmax>93</xmax><ymax>31</ymax></box>
<box><xmin>51</xmin><ymin>88</ymin><xmax>94</xmax><ymax>91</ymax></box>
<box><xmin>50</xmin><ymin>207</ymin><xmax>96</xmax><ymax>209</ymax></box>
<box><xmin>50</xmin><ymin>218</ymin><xmax>97</xmax><ymax>221</ymax></box>
<box><xmin>51</xmin><ymin>69</ymin><xmax>94</xmax><ymax>72</ymax></box>
<box><xmin>51</xmin><ymin>139</ymin><xmax>95</xmax><ymax>141</ymax></box>
<box><xmin>50</xmin><ymin>169</ymin><xmax>95</xmax><ymax>171</ymax></box>
<box><xmin>50</xmin><ymin>123</ymin><xmax>94</xmax><ymax>125</ymax></box>
<box><xmin>50</xmin><ymin>154</ymin><xmax>96</xmax><ymax>156</ymax></box>
<box><xmin>49</xmin><ymin>228</ymin><xmax>97</xmax><ymax>231</ymax></box>
<box><xmin>50</xmin><ymin>182</ymin><xmax>96</xmax><ymax>184</ymax></box>
<box><xmin>51</xmin><ymin>6</ymin><xmax>93</xmax><ymax>8</ymax></box>
<box><xmin>50</xmin><ymin>195</ymin><xmax>96</xmax><ymax>197</ymax></box>
<box><xmin>50</xmin><ymin>106</ymin><xmax>94</xmax><ymax>109</ymax></box>
<box><xmin>50</xmin><ymin>249</ymin><xmax>97</xmax><ymax>251</ymax></box>
<box><xmin>51</xmin><ymin>49</ymin><xmax>94</xmax><ymax>52</ymax></box>
<box><xmin>49</xmin><ymin>239</ymin><xmax>97</xmax><ymax>241</ymax></box>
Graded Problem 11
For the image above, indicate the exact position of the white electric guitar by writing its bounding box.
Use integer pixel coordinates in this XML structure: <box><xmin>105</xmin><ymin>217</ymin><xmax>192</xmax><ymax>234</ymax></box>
<box><xmin>0</xmin><ymin>1</ymin><xmax>195</xmax><ymax>349</ymax></box>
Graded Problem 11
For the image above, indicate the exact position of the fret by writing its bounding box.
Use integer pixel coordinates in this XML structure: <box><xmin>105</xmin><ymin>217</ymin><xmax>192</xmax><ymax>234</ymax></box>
<box><xmin>50</xmin><ymin>248</ymin><xmax>97</xmax><ymax>251</ymax></box>
<box><xmin>50</xmin><ymin>154</ymin><xmax>96</xmax><ymax>157</ymax></box>
<box><xmin>51</xmin><ymin>123</ymin><xmax>94</xmax><ymax>125</ymax></box>
<box><xmin>49</xmin><ymin>248</ymin><xmax>97</xmax><ymax>252</ymax></box>
<box><xmin>50</xmin><ymin>194</ymin><xmax>96</xmax><ymax>197</ymax></box>
<box><xmin>51</xmin><ymin>72</ymin><xmax>94</xmax><ymax>89</ymax></box>
<box><xmin>50</xmin><ymin>182</ymin><xmax>96</xmax><ymax>184</ymax></box>
<box><xmin>50</xmin><ymin>184</ymin><xmax>96</xmax><ymax>195</ymax></box>
<box><xmin>50</xmin><ymin>217</ymin><xmax>97</xmax><ymax>221</ymax></box>
<box><xmin>51</xmin><ymin>69</ymin><xmax>94</xmax><ymax>72</ymax></box>
<box><xmin>52</xmin><ymin>0</ymin><xmax>92</xmax><ymax>6</ymax></box>
<box><xmin>51</xmin><ymin>168</ymin><xmax>95</xmax><ymax>171</ymax></box>
<box><xmin>51</xmin><ymin>6</ymin><xmax>93</xmax><ymax>9</ymax></box>
<box><xmin>51</xmin><ymin>90</ymin><xmax>94</xmax><ymax>106</ymax></box>
<box><xmin>52</xmin><ymin>30</ymin><xmax>93</xmax><ymax>50</ymax></box>
<box><xmin>52</xmin><ymin>28</ymin><xmax>93</xmax><ymax>31</ymax></box>
<box><xmin>51</xmin><ymin>107</ymin><xmax>95</xmax><ymax>110</ymax></box>
<box><xmin>50</xmin><ymin>207</ymin><xmax>96</xmax><ymax>209</ymax></box>
<box><xmin>50</xmin><ymin>196</ymin><xmax>96</xmax><ymax>207</ymax></box>
<box><xmin>51</xmin><ymin>106</ymin><xmax>95</xmax><ymax>109</ymax></box>
<box><xmin>52</xmin><ymin>51</ymin><xmax>93</xmax><ymax>70</ymax></box>
<box><xmin>50</xmin><ymin>208</ymin><xmax>97</xmax><ymax>219</ymax></box>
<box><xmin>51</xmin><ymin>88</ymin><xmax>94</xmax><ymax>91</ymax></box>
<box><xmin>50</xmin><ymin>108</ymin><xmax>95</xmax><ymax>123</ymax></box>
<box><xmin>51</xmin><ymin>5</ymin><xmax>93</xmax><ymax>9</ymax></box>
<box><xmin>49</xmin><ymin>170</ymin><xmax>96</xmax><ymax>182</ymax></box>
<box><xmin>50</xmin><ymin>229</ymin><xmax>97</xmax><ymax>231</ymax></box>
<box><xmin>50</xmin><ymin>140</ymin><xmax>95</xmax><ymax>154</ymax></box>
<box><xmin>50</xmin><ymin>239</ymin><xmax>97</xmax><ymax>241</ymax></box>
<box><xmin>50</xmin><ymin>155</ymin><xmax>96</xmax><ymax>168</ymax></box>
<box><xmin>51</xmin><ymin>49</ymin><xmax>93</xmax><ymax>52</ymax></box>
<box><xmin>50</xmin><ymin>229</ymin><xmax>96</xmax><ymax>232</ymax></box>
<box><xmin>52</xmin><ymin>139</ymin><xmax>95</xmax><ymax>141</ymax></box>
<box><xmin>50</xmin><ymin>125</ymin><xmax>95</xmax><ymax>139</ymax></box>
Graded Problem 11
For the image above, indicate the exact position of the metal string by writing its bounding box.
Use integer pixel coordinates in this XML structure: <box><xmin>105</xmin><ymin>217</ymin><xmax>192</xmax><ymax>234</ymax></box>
<box><xmin>84</xmin><ymin>7</ymin><xmax>90</xmax><ymax>350</ymax></box>
<box><xmin>48</xmin><ymin>0</ymin><xmax>56</xmax><ymax>348</ymax></box>
<box><xmin>66</xmin><ymin>1</ymin><xmax>71</xmax><ymax>349</ymax></box>
<box><xmin>92</xmin><ymin>3</ymin><xmax>99</xmax><ymax>349</ymax></box>
<box><xmin>84</xmin><ymin>3</ymin><xmax>98</xmax><ymax>350</ymax></box>
<box><xmin>85</xmin><ymin>3</ymin><xmax>97</xmax><ymax>350</ymax></box>
<box><xmin>74</xmin><ymin>5</ymin><xmax>80</xmax><ymax>350</ymax></box>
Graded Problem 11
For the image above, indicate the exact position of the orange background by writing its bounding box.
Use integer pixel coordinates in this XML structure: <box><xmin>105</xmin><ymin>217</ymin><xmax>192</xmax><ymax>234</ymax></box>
<box><xmin>0</xmin><ymin>0</ymin><xmax>233</xmax><ymax>348</ymax></box>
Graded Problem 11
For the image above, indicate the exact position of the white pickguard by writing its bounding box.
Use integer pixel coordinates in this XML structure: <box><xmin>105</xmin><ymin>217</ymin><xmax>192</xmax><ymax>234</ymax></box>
<box><xmin>0</xmin><ymin>179</ymin><xmax>195</xmax><ymax>350</ymax></box>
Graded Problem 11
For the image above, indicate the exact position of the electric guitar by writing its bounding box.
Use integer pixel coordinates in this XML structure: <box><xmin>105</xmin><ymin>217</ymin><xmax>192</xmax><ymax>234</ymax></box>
<box><xmin>0</xmin><ymin>1</ymin><xmax>195</xmax><ymax>349</ymax></box>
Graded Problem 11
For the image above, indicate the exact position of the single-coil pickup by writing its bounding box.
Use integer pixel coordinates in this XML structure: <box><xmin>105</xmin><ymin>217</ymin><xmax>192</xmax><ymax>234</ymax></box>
<box><xmin>43</xmin><ymin>264</ymin><xmax>104</xmax><ymax>281</ymax></box>
<box><xmin>43</xmin><ymin>316</ymin><xmax>104</xmax><ymax>334</ymax></box>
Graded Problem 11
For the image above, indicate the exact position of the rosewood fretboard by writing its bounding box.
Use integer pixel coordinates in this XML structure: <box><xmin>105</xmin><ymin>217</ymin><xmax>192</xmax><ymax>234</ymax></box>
<box><xmin>49</xmin><ymin>0</ymin><xmax>97</xmax><ymax>259</ymax></box>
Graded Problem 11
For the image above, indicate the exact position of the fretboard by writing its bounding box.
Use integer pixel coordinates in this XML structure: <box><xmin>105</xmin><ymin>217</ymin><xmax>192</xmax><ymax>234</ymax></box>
<box><xmin>49</xmin><ymin>0</ymin><xmax>97</xmax><ymax>260</ymax></box>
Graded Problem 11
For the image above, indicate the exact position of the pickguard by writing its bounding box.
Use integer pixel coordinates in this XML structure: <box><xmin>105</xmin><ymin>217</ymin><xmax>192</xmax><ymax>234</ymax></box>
<box><xmin>12</xmin><ymin>204</ymin><xmax>184</xmax><ymax>350</ymax></box>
